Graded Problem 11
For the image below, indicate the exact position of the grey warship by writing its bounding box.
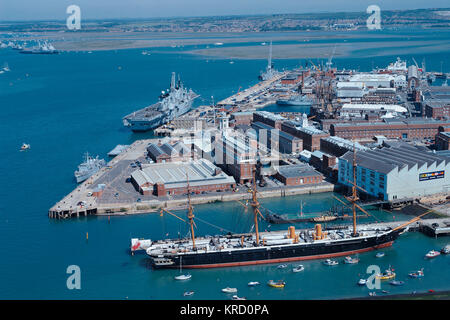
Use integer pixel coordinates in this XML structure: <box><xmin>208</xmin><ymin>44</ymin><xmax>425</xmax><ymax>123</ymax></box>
<box><xmin>123</xmin><ymin>72</ymin><xmax>199</xmax><ymax>132</ymax></box>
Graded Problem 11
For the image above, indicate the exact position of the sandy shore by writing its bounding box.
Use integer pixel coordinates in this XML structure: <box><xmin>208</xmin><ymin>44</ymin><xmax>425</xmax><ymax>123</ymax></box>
<box><xmin>4</xmin><ymin>30</ymin><xmax>447</xmax><ymax>59</ymax></box>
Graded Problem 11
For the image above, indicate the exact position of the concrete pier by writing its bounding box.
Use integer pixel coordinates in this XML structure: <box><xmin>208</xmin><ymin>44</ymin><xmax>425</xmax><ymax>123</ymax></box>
<box><xmin>48</xmin><ymin>137</ymin><xmax>335</xmax><ymax>219</ymax></box>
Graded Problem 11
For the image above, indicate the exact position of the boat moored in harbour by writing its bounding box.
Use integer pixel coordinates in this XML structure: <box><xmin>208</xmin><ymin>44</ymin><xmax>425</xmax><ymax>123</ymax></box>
<box><xmin>267</xmin><ymin>280</ymin><xmax>285</xmax><ymax>288</ymax></box>
<box><xmin>123</xmin><ymin>72</ymin><xmax>199</xmax><ymax>132</ymax></box>
<box><xmin>292</xmin><ymin>265</ymin><xmax>305</xmax><ymax>272</ymax></box>
<box><xmin>323</xmin><ymin>259</ymin><xmax>339</xmax><ymax>266</ymax></box>
<box><xmin>137</xmin><ymin>150</ymin><xmax>432</xmax><ymax>270</ymax></box>
<box><xmin>408</xmin><ymin>268</ymin><xmax>424</xmax><ymax>278</ymax></box>
<box><xmin>425</xmin><ymin>250</ymin><xmax>440</xmax><ymax>259</ymax></box>
<box><xmin>376</xmin><ymin>267</ymin><xmax>396</xmax><ymax>280</ymax></box>
<box><xmin>222</xmin><ymin>287</ymin><xmax>237</xmax><ymax>293</ymax></box>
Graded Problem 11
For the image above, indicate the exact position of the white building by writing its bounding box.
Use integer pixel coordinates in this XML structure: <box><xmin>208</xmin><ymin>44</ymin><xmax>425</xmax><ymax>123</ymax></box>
<box><xmin>338</xmin><ymin>145</ymin><xmax>450</xmax><ymax>201</ymax></box>
<box><xmin>347</xmin><ymin>74</ymin><xmax>406</xmax><ymax>89</ymax></box>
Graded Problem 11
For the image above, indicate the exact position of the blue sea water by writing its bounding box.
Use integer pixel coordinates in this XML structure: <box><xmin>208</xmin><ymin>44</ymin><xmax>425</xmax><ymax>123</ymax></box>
<box><xmin>0</xmin><ymin>29</ymin><xmax>449</xmax><ymax>299</ymax></box>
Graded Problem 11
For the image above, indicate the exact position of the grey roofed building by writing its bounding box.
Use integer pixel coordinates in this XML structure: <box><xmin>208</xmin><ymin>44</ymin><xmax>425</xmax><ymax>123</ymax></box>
<box><xmin>338</xmin><ymin>146</ymin><xmax>450</xmax><ymax>201</ymax></box>
<box><xmin>147</xmin><ymin>143</ymin><xmax>167</xmax><ymax>159</ymax></box>
<box><xmin>130</xmin><ymin>158</ymin><xmax>236</xmax><ymax>194</ymax></box>
<box><xmin>160</xmin><ymin>142</ymin><xmax>178</xmax><ymax>156</ymax></box>
<box><xmin>277</xmin><ymin>163</ymin><xmax>321</xmax><ymax>178</ymax></box>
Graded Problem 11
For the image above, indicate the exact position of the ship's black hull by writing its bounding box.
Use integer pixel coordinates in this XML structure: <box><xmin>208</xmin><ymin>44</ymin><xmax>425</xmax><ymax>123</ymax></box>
<box><xmin>152</xmin><ymin>229</ymin><xmax>401</xmax><ymax>269</ymax></box>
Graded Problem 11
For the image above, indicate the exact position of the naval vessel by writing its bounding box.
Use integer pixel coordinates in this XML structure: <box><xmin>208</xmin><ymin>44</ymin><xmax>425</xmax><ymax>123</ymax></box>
<box><xmin>123</xmin><ymin>72</ymin><xmax>199</xmax><ymax>132</ymax></box>
<box><xmin>276</xmin><ymin>94</ymin><xmax>313</xmax><ymax>106</ymax></box>
<box><xmin>130</xmin><ymin>152</ymin><xmax>428</xmax><ymax>269</ymax></box>
<box><xmin>74</xmin><ymin>152</ymin><xmax>106</xmax><ymax>183</ymax></box>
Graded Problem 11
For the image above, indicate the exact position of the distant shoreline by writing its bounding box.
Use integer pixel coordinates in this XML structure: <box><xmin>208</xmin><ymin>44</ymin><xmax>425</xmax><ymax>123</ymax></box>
<box><xmin>347</xmin><ymin>290</ymin><xmax>450</xmax><ymax>300</ymax></box>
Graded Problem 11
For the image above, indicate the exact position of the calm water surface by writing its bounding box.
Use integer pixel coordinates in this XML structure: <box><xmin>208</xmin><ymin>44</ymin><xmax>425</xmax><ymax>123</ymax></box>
<box><xmin>0</xmin><ymin>29</ymin><xmax>449</xmax><ymax>299</ymax></box>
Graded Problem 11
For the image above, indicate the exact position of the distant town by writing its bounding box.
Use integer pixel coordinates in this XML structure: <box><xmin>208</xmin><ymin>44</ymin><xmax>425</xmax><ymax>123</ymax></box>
<box><xmin>1</xmin><ymin>7</ymin><xmax>450</xmax><ymax>33</ymax></box>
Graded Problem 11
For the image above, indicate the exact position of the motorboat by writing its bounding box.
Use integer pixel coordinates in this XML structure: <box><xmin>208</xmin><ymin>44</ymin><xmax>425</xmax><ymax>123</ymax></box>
<box><xmin>375</xmin><ymin>252</ymin><xmax>385</xmax><ymax>258</ymax></box>
<box><xmin>358</xmin><ymin>279</ymin><xmax>367</xmax><ymax>286</ymax></box>
<box><xmin>408</xmin><ymin>268</ymin><xmax>424</xmax><ymax>278</ymax></box>
<box><xmin>222</xmin><ymin>287</ymin><xmax>237</xmax><ymax>293</ymax></box>
<box><xmin>323</xmin><ymin>259</ymin><xmax>339</xmax><ymax>266</ymax></box>
<box><xmin>344</xmin><ymin>256</ymin><xmax>359</xmax><ymax>264</ymax></box>
<box><xmin>376</xmin><ymin>267</ymin><xmax>396</xmax><ymax>280</ymax></box>
<box><xmin>267</xmin><ymin>280</ymin><xmax>285</xmax><ymax>288</ymax></box>
<box><xmin>175</xmin><ymin>274</ymin><xmax>192</xmax><ymax>280</ymax></box>
<box><xmin>277</xmin><ymin>264</ymin><xmax>288</xmax><ymax>269</ymax></box>
<box><xmin>425</xmin><ymin>250</ymin><xmax>440</xmax><ymax>259</ymax></box>
<box><xmin>293</xmin><ymin>265</ymin><xmax>305</xmax><ymax>272</ymax></box>
<box><xmin>183</xmin><ymin>291</ymin><xmax>194</xmax><ymax>296</ymax></box>
<box><xmin>248</xmin><ymin>281</ymin><xmax>260</xmax><ymax>286</ymax></box>
<box><xmin>20</xmin><ymin>143</ymin><xmax>30</xmax><ymax>151</ymax></box>
<box><xmin>440</xmin><ymin>245</ymin><xmax>450</xmax><ymax>254</ymax></box>
<box><xmin>231</xmin><ymin>295</ymin><xmax>246</xmax><ymax>300</ymax></box>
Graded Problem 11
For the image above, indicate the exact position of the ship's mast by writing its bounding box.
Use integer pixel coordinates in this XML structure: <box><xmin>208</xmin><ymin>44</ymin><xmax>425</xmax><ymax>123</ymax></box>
<box><xmin>350</xmin><ymin>145</ymin><xmax>359</xmax><ymax>236</ymax></box>
<box><xmin>268</xmin><ymin>41</ymin><xmax>272</xmax><ymax>72</ymax></box>
<box><xmin>251</xmin><ymin>168</ymin><xmax>260</xmax><ymax>246</ymax></box>
<box><xmin>186</xmin><ymin>173</ymin><xmax>196</xmax><ymax>249</ymax></box>
<box><xmin>170</xmin><ymin>72</ymin><xmax>176</xmax><ymax>92</ymax></box>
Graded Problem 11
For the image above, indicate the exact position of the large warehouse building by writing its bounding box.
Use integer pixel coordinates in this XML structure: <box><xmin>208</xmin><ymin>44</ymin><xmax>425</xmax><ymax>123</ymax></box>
<box><xmin>130</xmin><ymin>159</ymin><xmax>236</xmax><ymax>196</ymax></box>
<box><xmin>338</xmin><ymin>145</ymin><xmax>450</xmax><ymax>201</ymax></box>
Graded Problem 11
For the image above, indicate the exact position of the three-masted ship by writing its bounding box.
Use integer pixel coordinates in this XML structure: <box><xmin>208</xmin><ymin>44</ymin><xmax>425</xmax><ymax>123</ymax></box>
<box><xmin>135</xmin><ymin>152</ymin><xmax>428</xmax><ymax>269</ymax></box>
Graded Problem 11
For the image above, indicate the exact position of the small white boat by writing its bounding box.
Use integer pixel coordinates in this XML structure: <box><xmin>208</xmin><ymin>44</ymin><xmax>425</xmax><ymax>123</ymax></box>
<box><xmin>231</xmin><ymin>295</ymin><xmax>246</xmax><ymax>300</ymax></box>
<box><xmin>293</xmin><ymin>265</ymin><xmax>304</xmax><ymax>272</ymax></box>
<box><xmin>323</xmin><ymin>259</ymin><xmax>338</xmax><ymax>266</ymax></box>
<box><xmin>425</xmin><ymin>250</ymin><xmax>440</xmax><ymax>259</ymax></box>
<box><xmin>175</xmin><ymin>274</ymin><xmax>192</xmax><ymax>280</ymax></box>
<box><xmin>20</xmin><ymin>143</ymin><xmax>30</xmax><ymax>151</ymax></box>
<box><xmin>277</xmin><ymin>264</ymin><xmax>288</xmax><ymax>269</ymax></box>
<box><xmin>222</xmin><ymin>287</ymin><xmax>237</xmax><ymax>293</ymax></box>
<box><xmin>376</xmin><ymin>252</ymin><xmax>385</xmax><ymax>258</ymax></box>
<box><xmin>389</xmin><ymin>280</ymin><xmax>405</xmax><ymax>286</ymax></box>
<box><xmin>358</xmin><ymin>279</ymin><xmax>367</xmax><ymax>286</ymax></box>
<box><xmin>440</xmin><ymin>245</ymin><xmax>450</xmax><ymax>254</ymax></box>
<box><xmin>248</xmin><ymin>281</ymin><xmax>260</xmax><ymax>286</ymax></box>
<box><xmin>344</xmin><ymin>256</ymin><xmax>359</xmax><ymax>264</ymax></box>
<box><xmin>175</xmin><ymin>257</ymin><xmax>191</xmax><ymax>280</ymax></box>
<box><xmin>183</xmin><ymin>291</ymin><xmax>194</xmax><ymax>296</ymax></box>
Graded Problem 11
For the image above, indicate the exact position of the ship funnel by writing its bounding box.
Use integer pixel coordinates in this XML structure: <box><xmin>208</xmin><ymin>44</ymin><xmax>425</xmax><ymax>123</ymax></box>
<box><xmin>288</xmin><ymin>226</ymin><xmax>296</xmax><ymax>239</ymax></box>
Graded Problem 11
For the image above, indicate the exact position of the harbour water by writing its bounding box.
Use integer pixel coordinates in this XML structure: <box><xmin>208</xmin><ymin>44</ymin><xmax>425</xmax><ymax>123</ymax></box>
<box><xmin>0</xmin><ymin>29</ymin><xmax>449</xmax><ymax>299</ymax></box>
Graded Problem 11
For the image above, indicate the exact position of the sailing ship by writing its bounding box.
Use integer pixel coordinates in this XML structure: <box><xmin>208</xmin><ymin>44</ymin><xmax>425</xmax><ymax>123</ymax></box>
<box><xmin>137</xmin><ymin>149</ymin><xmax>431</xmax><ymax>269</ymax></box>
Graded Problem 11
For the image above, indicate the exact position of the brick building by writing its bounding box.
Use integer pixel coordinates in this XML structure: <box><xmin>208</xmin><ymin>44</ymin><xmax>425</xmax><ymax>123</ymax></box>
<box><xmin>130</xmin><ymin>159</ymin><xmax>236</xmax><ymax>196</ymax></box>
<box><xmin>251</xmin><ymin>121</ymin><xmax>303</xmax><ymax>154</ymax></box>
<box><xmin>330</xmin><ymin>118</ymin><xmax>450</xmax><ymax>141</ymax></box>
<box><xmin>281</xmin><ymin>121</ymin><xmax>329</xmax><ymax>151</ymax></box>
<box><xmin>274</xmin><ymin>164</ymin><xmax>323</xmax><ymax>186</ymax></box>
<box><xmin>425</xmin><ymin>102</ymin><xmax>450</xmax><ymax>120</ymax></box>
<box><xmin>253</xmin><ymin>111</ymin><xmax>285</xmax><ymax>129</ymax></box>
<box><xmin>214</xmin><ymin>134</ymin><xmax>257</xmax><ymax>184</ymax></box>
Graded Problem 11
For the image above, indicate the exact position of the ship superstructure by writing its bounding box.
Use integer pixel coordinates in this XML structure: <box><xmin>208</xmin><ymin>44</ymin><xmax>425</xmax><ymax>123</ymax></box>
<box><xmin>123</xmin><ymin>72</ymin><xmax>199</xmax><ymax>132</ymax></box>
<box><xmin>74</xmin><ymin>152</ymin><xmax>106</xmax><ymax>183</ymax></box>
<box><xmin>259</xmin><ymin>41</ymin><xmax>281</xmax><ymax>81</ymax></box>
<box><xmin>276</xmin><ymin>94</ymin><xmax>314</xmax><ymax>106</ymax></box>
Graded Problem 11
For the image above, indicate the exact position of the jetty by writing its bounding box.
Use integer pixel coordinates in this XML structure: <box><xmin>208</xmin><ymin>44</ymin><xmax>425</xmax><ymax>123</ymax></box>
<box><xmin>48</xmin><ymin>138</ymin><xmax>334</xmax><ymax>219</ymax></box>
